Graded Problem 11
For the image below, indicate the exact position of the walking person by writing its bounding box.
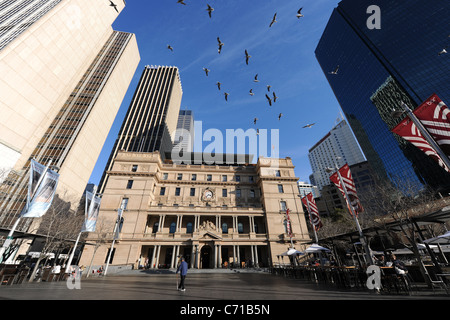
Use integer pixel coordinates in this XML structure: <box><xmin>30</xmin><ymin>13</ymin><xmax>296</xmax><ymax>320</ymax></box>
<box><xmin>176</xmin><ymin>256</ymin><xmax>188</xmax><ymax>291</ymax></box>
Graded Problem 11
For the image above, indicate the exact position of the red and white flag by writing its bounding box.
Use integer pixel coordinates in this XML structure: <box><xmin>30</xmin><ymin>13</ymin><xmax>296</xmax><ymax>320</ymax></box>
<box><xmin>392</xmin><ymin>94</ymin><xmax>450</xmax><ymax>173</ymax></box>
<box><xmin>301</xmin><ymin>193</ymin><xmax>322</xmax><ymax>231</ymax></box>
<box><xmin>285</xmin><ymin>208</ymin><xmax>293</xmax><ymax>237</ymax></box>
<box><xmin>330</xmin><ymin>164</ymin><xmax>364</xmax><ymax>216</ymax></box>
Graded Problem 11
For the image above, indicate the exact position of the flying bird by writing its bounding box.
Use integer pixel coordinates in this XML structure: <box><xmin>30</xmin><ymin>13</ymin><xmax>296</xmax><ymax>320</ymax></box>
<box><xmin>296</xmin><ymin>7</ymin><xmax>304</xmax><ymax>19</ymax></box>
<box><xmin>278</xmin><ymin>113</ymin><xmax>283</xmax><ymax>120</ymax></box>
<box><xmin>167</xmin><ymin>45</ymin><xmax>173</xmax><ymax>51</ymax></box>
<box><xmin>269</xmin><ymin>13</ymin><xmax>277</xmax><ymax>27</ymax></box>
<box><xmin>265</xmin><ymin>94</ymin><xmax>272</xmax><ymax>106</ymax></box>
<box><xmin>224</xmin><ymin>92</ymin><xmax>229</xmax><ymax>101</ymax></box>
<box><xmin>303</xmin><ymin>123</ymin><xmax>316</xmax><ymax>128</ymax></box>
<box><xmin>329</xmin><ymin>65</ymin><xmax>340</xmax><ymax>75</ymax></box>
<box><xmin>206</xmin><ymin>4</ymin><xmax>214</xmax><ymax>18</ymax></box>
<box><xmin>109</xmin><ymin>1</ymin><xmax>118</xmax><ymax>13</ymax></box>
<box><xmin>438</xmin><ymin>47</ymin><xmax>448</xmax><ymax>55</ymax></box>
<box><xmin>254</xmin><ymin>74</ymin><xmax>259</xmax><ymax>82</ymax></box>
<box><xmin>249</xmin><ymin>89</ymin><xmax>254</xmax><ymax>96</ymax></box>
<box><xmin>217</xmin><ymin>37</ymin><xmax>224</xmax><ymax>54</ymax></box>
<box><xmin>203</xmin><ymin>67</ymin><xmax>210</xmax><ymax>76</ymax></box>
<box><xmin>245</xmin><ymin>50</ymin><xmax>251</xmax><ymax>65</ymax></box>
<box><xmin>267</xmin><ymin>85</ymin><xmax>271</xmax><ymax>92</ymax></box>
<box><xmin>177</xmin><ymin>0</ymin><xmax>186</xmax><ymax>5</ymax></box>
<box><xmin>273</xmin><ymin>92</ymin><xmax>278</xmax><ymax>102</ymax></box>
<box><xmin>254</xmin><ymin>118</ymin><xmax>259</xmax><ymax>125</ymax></box>
<box><xmin>216</xmin><ymin>82</ymin><xmax>221</xmax><ymax>90</ymax></box>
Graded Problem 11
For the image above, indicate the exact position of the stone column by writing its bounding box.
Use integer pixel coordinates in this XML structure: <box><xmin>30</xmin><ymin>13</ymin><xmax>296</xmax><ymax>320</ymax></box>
<box><xmin>171</xmin><ymin>245</ymin><xmax>176</xmax><ymax>268</ymax></box>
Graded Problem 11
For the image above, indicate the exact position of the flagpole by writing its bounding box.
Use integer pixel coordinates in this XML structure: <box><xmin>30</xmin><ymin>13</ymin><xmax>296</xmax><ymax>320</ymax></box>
<box><xmin>333</xmin><ymin>162</ymin><xmax>374</xmax><ymax>266</ymax></box>
<box><xmin>104</xmin><ymin>208</ymin><xmax>122</xmax><ymax>276</ymax></box>
<box><xmin>399</xmin><ymin>102</ymin><xmax>450</xmax><ymax>170</ymax></box>
<box><xmin>65</xmin><ymin>185</ymin><xmax>98</xmax><ymax>273</ymax></box>
<box><xmin>305</xmin><ymin>197</ymin><xmax>319</xmax><ymax>243</ymax></box>
<box><xmin>0</xmin><ymin>159</ymin><xmax>52</xmax><ymax>262</ymax></box>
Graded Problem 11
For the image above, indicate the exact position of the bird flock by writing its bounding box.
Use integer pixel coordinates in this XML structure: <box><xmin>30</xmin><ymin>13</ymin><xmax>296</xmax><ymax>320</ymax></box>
<box><xmin>170</xmin><ymin>2</ymin><xmax>317</xmax><ymax>130</ymax></box>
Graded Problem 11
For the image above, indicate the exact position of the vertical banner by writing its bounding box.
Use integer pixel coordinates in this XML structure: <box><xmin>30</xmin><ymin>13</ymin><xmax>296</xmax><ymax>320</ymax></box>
<box><xmin>81</xmin><ymin>191</ymin><xmax>101</xmax><ymax>232</ymax></box>
<box><xmin>330</xmin><ymin>164</ymin><xmax>363</xmax><ymax>216</ymax></box>
<box><xmin>301</xmin><ymin>193</ymin><xmax>322</xmax><ymax>231</ymax></box>
<box><xmin>285</xmin><ymin>208</ymin><xmax>293</xmax><ymax>237</ymax></box>
<box><xmin>114</xmin><ymin>209</ymin><xmax>124</xmax><ymax>240</ymax></box>
<box><xmin>21</xmin><ymin>160</ymin><xmax>59</xmax><ymax>218</ymax></box>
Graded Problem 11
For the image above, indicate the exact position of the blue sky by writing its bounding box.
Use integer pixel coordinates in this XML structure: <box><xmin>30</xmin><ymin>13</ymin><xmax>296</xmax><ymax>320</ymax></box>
<box><xmin>88</xmin><ymin>0</ymin><xmax>344</xmax><ymax>185</ymax></box>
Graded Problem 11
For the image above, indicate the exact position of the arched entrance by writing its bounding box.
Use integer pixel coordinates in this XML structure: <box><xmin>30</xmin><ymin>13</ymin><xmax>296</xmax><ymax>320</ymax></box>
<box><xmin>200</xmin><ymin>245</ymin><xmax>212</xmax><ymax>269</ymax></box>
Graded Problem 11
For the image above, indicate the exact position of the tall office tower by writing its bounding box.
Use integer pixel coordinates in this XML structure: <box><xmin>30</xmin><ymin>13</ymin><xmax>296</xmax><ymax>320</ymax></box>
<box><xmin>0</xmin><ymin>0</ymin><xmax>140</xmax><ymax>230</ymax></box>
<box><xmin>174</xmin><ymin>110</ymin><xmax>195</xmax><ymax>154</ymax></box>
<box><xmin>315</xmin><ymin>0</ymin><xmax>450</xmax><ymax>193</ymax></box>
<box><xmin>98</xmin><ymin>66</ymin><xmax>183</xmax><ymax>193</ymax></box>
<box><xmin>308</xmin><ymin>120</ymin><xmax>366</xmax><ymax>190</ymax></box>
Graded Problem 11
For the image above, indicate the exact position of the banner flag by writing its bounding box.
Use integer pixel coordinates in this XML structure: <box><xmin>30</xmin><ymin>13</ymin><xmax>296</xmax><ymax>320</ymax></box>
<box><xmin>330</xmin><ymin>164</ymin><xmax>364</xmax><ymax>216</ymax></box>
<box><xmin>21</xmin><ymin>160</ymin><xmax>59</xmax><ymax>218</ymax></box>
<box><xmin>114</xmin><ymin>209</ymin><xmax>124</xmax><ymax>240</ymax></box>
<box><xmin>285</xmin><ymin>208</ymin><xmax>293</xmax><ymax>237</ymax></box>
<box><xmin>301</xmin><ymin>193</ymin><xmax>322</xmax><ymax>231</ymax></box>
<box><xmin>81</xmin><ymin>191</ymin><xmax>101</xmax><ymax>232</ymax></box>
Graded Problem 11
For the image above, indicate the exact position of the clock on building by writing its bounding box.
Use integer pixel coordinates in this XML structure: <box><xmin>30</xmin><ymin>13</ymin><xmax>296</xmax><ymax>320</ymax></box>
<box><xmin>202</xmin><ymin>189</ymin><xmax>214</xmax><ymax>202</ymax></box>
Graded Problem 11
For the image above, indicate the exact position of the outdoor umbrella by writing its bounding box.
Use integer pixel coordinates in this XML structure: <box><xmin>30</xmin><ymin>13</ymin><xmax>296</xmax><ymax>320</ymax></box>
<box><xmin>305</xmin><ymin>244</ymin><xmax>331</xmax><ymax>253</ymax></box>
<box><xmin>279</xmin><ymin>248</ymin><xmax>304</xmax><ymax>256</ymax></box>
<box><xmin>424</xmin><ymin>231</ymin><xmax>450</xmax><ymax>244</ymax></box>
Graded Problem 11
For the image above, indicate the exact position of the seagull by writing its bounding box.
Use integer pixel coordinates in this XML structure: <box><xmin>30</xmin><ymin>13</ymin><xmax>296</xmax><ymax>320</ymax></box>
<box><xmin>109</xmin><ymin>0</ymin><xmax>118</xmax><ymax>13</ymax></box>
<box><xmin>329</xmin><ymin>65</ymin><xmax>340</xmax><ymax>75</ymax></box>
<box><xmin>224</xmin><ymin>92</ymin><xmax>229</xmax><ymax>101</ymax></box>
<box><xmin>254</xmin><ymin>74</ymin><xmax>259</xmax><ymax>82</ymax></box>
<box><xmin>217</xmin><ymin>37</ymin><xmax>224</xmax><ymax>54</ymax></box>
<box><xmin>269</xmin><ymin>13</ymin><xmax>277</xmax><ymax>27</ymax></box>
<box><xmin>438</xmin><ymin>47</ymin><xmax>448</xmax><ymax>56</ymax></box>
<box><xmin>254</xmin><ymin>118</ymin><xmax>259</xmax><ymax>125</ymax></box>
<box><xmin>267</xmin><ymin>85</ymin><xmax>271</xmax><ymax>92</ymax></box>
<box><xmin>245</xmin><ymin>49</ymin><xmax>251</xmax><ymax>65</ymax></box>
<box><xmin>278</xmin><ymin>113</ymin><xmax>283</xmax><ymax>120</ymax></box>
<box><xmin>303</xmin><ymin>123</ymin><xmax>316</xmax><ymax>128</ymax></box>
<box><xmin>249</xmin><ymin>89</ymin><xmax>254</xmax><ymax>96</ymax></box>
<box><xmin>177</xmin><ymin>0</ymin><xmax>186</xmax><ymax>5</ymax></box>
<box><xmin>203</xmin><ymin>68</ymin><xmax>210</xmax><ymax>76</ymax></box>
<box><xmin>265</xmin><ymin>94</ymin><xmax>272</xmax><ymax>106</ymax></box>
<box><xmin>273</xmin><ymin>92</ymin><xmax>278</xmax><ymax>102</ymax></box>
<box><xmin>296</xmin><ymin>7</ymin><xmax>304</xmax><ymax>19</ymax></box>
<box><xmin>167</xmin><ymin>45</ymin><xmax>173</xmax><ymax>51</ymax></box>
<box><xmin>206</xmin><ymin>4</ymin><xmax>214</xmax><ymax>18</ymax></box>
<box><xmin>216</xmin><ymin>82</ymin><xmax>221</xmax><ymax>90</ymax></box>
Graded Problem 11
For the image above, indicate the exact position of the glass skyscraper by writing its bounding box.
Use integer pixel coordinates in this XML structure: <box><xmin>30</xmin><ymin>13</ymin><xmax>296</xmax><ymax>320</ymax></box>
<box><xmin>315</xmin><ymin>0</ymin><xmax>450</xmax><ymax>193</ymax></box>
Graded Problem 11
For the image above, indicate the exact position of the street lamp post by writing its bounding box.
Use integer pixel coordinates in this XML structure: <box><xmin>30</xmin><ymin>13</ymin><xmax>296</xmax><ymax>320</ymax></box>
<box><xmin>104</xmin><ymin>208</ymin><xmax>123</xmax><ymax>276</ymax></box>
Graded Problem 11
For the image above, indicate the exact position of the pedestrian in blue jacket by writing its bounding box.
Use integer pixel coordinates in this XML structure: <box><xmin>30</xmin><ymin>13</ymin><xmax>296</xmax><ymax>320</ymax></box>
<box><xmin>176</xmin><ymin>256</ymin><xmax>188</xmax><ymax>291</ymax></box>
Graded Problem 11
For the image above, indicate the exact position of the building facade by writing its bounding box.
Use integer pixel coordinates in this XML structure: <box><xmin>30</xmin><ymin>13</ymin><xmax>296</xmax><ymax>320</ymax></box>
<box><xmin>308</xmin><ymin>120</ymin><xmax>366</xmax><ymax>191</ymax></box>
<box><xmin>98</xmin><ymin>66</ymin><xmax>183</xmax><ymax>194</ymax></box>
<box><xmin>79</xmin><ymin>152</ymin><xmax>311</xmax><ymax>269</ymax></box>
<box><xmin>315</xmin><ymin>0</ymin><xmax>450</xmax><ymax>193</ymax></box>
<box><xmin>0</xmin><ymin>0</ymin><xmax>140</xmax><ymax>229</ymax></box>
<box><xmin>174</xmin><ymin>110</ymin><xmax>194</xmax><ymax>154</ymax></box>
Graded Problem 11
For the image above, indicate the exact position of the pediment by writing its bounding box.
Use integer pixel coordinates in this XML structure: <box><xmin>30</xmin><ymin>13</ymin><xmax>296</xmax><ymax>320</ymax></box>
<box><xmin>199</xmin><ymin>231</ymin><xmax>222</xmax><ymax>240</ymax></box>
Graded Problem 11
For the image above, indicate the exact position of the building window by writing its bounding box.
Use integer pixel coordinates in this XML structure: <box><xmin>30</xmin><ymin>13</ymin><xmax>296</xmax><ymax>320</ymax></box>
<box><xmin>126</xmin><ymin>180</ymin><xmax>133</xmax><ymax>189</ymax></box>
<box><xmin>177</xmin><ymin>173</ymin><xmax>183</xmax><ymax>180</ymax></box>
<box><xmin>249</xmin><ymin>176</ymin><xmax>254</xmax><ymax>183</ymax></box>
<box><xmin>280</xmin><ymin>201</ymin><xmax>287</xmax><ymax>211</ymax></box>
<box><xmin>275</xmin><ymin>170</ymin><xmax>281</xmax><ymax>177</ymax></box>
<box><xmin>207</xmin><ymin>174</ymin><xmax>212</xmax><ymax>181</ymax></box>
<box><xmin>190</xmin><ymin>188</ymin><xmax>196</xmax><ymax>196</ymax></box>
<box><xmin>238</xmin><ymin>222</ymin><xmax>244</xmax><ymax>234</ymax></box>
<box><xmin>152</xmin><ymin>222</ymin><xmax>159</xmax><ymax>233</ymax></box>
<box><xmin>191</xmin><ymin>174</ymin><xmax>197</xmax><ymax>181</ymax></box>
<box><xmin>222</xmin><ymin>223</ymin><xmax>228</xmax><ymax>234</ymax></box>
<box><xmin>250</xmin><ymin>189</ymin><xmax>255</xmax><ymax>198</ymax></box>
<box><xmin>278</xmin><ymin>185</ymin><xmax>284</xmax><ymax>193</ymax></box>
<box><xmin>187</xmin><ymin>222</ymin><xmax>193</xmax><ymax>233</ymax></box>
<box><xmin>170</xmin><ymin>222</ymin><xmax>176</xmax><ymax>234</ymax></box>
<box><xmin>175</xmin><ymin>187</ymin><xmax>181</xmax><ymax>196</ymax></box>
<box><xmin>236</xmin><ymin>189</ymin><xmax>241</xmax><ymax>197</ymax></box>
<box><xmin>222</xmin><ymin>175</ymin><xmax>227</xmax><ymax>182</ymax></box>
<box><xmin>121</xmin><ymin>198</ymin><xmax>129</xmax><ymax>210</ymax></box>
<box><xmin>254</xmin><ymin>223</ymin><xmax>259</xmax><ymax>233</ymax></box>
<box><xmin>235</xmin><ymin>175</ymin><xmax>240</xmax><ymax>182</ymax></box>
<box><xmin>222</xmin><ymin>189</ymin><xmax>227</xmax><ymax>197</ymax></box>
<box><xmin>132</xmin><ymin>165</ymin><xmax>138</xmax><ymax>172</ymax></box>
<box><xmin>160</xmin><ymin>187</ymin><xmax>166</xmax><ymax>196</ymax></box>
<box><xmin>162</xmin><ymin>173</ymin><xmax>168</xmax><ymax>180</ymax></box>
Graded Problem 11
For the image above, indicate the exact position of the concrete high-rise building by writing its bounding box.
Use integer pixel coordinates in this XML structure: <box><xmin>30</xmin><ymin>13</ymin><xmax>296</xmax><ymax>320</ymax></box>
<box><xmin>99</xmin><ymin>66</ymin><xmax>183</xmax><ymax>194</ymax></box>
<box><xmin>315</xmin><ymin>0</ymin><xmax>450</xmax><ymax>193</ymax></box>
<box><xmin>174</xmin><ymin>110</ymin><xmax>194</xmax><ymax>154</ymax></box>
<box><xmin>0</xmin><ymin>1</ymin><xmax>140</xmax><ymax>230</ymax></box>
<box><xmin>308</xmin><ymin>120</ymin><xmax>366</xmax><ymax>190</ymax></box>
<box><xmin>298</xmin><ymin>181</ymin><xmax>320</xmax><ymax>198</ymax></box>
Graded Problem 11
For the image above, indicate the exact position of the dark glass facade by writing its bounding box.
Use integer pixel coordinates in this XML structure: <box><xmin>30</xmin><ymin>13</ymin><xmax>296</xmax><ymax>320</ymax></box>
<box><xmin>315</xmin><ymin>0</ymin><xmax>450</xmax><ymax>193</ymax></box>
